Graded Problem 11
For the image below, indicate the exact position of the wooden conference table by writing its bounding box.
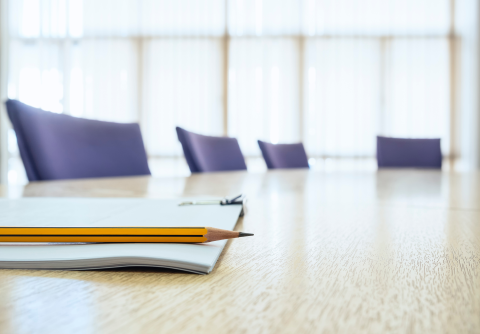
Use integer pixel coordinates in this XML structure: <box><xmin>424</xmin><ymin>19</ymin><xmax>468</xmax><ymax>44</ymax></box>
<box><xmin>1</xmin><ymin>169</ymin><xmax>480</xmax><ymax>333</ymax></box>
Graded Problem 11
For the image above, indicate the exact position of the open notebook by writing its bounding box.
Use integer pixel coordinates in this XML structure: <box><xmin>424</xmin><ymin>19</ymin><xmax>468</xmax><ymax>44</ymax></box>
<box><xmin>0</xmin><ymin>198</ymin><xmax>244</xmax><ymax>274</ymax></box>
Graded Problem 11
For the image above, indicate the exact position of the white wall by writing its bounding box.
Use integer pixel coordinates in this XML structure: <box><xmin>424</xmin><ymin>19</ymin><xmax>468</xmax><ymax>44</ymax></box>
<box><xmin>455</xmin><ymin>0</ymin><xmax>480</xmax><ymax>169</ymax></box>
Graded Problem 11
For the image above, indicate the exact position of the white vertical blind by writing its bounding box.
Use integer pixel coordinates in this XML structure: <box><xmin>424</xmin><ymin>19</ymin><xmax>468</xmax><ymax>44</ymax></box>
<box><xmin>302</xmin><ymin>0</ymin><xmax>450</xmax><ymax>35</ymax></box>
<box><xmin>138</xmin><ymin>0</ymin><xmax>225</xmax><ymax>36</ymax></box>
<box><xmin>304</xmin><ymin>39</ymin><xmax>381</xmax><ymax>156</ymax></box>
<box><xmin>8</xmin><ymin>40</ymin><xmax>64</xmax><ymax>113</ymax></box>
<box><xmin>80</xmin><ymin>0</ymin><xmax>225</xmax><ymax>37</ymax></box>
<box><xmin>143</xmin><ymin>39</ymin><xmax>224</xmax><ymax>156</ymax></box>
<box><xmin>455</xmin><ymin>0</ymin><xmax>480</xmax><ymax>168</ymax></box>
<box><xmin>228</xmin><ymin>38</ymin><xmax>299</xmax><ymax>155</ymax></box>
<box><xmin>4</xmin><ymin>0</ymin><xmax>473</xmax><ymax>169</ymax></box>
<box><xmin>69</xmin><ymin>40</ymin><xmax>139</xmax><ymax>122</ymax></box>
<box><xmin>228</xmin><ymin>0</ymin><xmax>301</xmax><ymax>36</ymax></box>
<box><xmin>384</xmin><ymin>39</ymin><xmax>450</xmax><ymax>153</ymax></box>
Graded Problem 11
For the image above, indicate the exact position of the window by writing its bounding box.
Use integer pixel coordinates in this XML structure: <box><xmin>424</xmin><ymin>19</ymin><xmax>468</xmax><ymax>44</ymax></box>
<box><xmin>4</xmin><ymin>0</ymin><xmax>459</xmax><ymax>172</ymax></box>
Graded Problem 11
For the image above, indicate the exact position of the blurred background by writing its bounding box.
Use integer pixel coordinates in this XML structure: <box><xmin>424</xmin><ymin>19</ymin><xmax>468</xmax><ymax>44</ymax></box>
<box><xmin>0</xmin><ymin>0</ymin><xmax>479</xmax><ymax>185</ymax></box>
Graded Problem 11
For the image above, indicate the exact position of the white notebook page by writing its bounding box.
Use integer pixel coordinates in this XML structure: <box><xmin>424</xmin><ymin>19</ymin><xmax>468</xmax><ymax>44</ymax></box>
<box><xmin>0</xmin><ymin>198</ymin><xmax>244</xmax><ymax>274</ymax></box>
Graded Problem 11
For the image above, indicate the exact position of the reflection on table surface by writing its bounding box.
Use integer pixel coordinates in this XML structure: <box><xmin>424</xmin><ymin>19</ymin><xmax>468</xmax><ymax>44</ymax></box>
<box><xmin>18</xmin><ymin>169</ymin><xmax>480</xmax><ymax>210</ymax></box>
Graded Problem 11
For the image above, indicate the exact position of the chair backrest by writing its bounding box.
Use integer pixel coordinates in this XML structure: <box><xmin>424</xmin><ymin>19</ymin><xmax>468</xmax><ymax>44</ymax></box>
<box><xmin>176</xmin><ymin>127</ymin><xmax>247</xmax><ymax>173</ymax></box>
<box><xmin>376</xmin><ymin>136</ymin><xmax>442</xmax><ymax>169</ymax></box>
<box><xmin>258</xmin><ymin>140</ymin><xmax>309</xmax><ymax>169</ymax></box>
<box><xmin>5</xmin><ymin>99</ymin><xmax>151</xmax><ymax>181</ymax></box>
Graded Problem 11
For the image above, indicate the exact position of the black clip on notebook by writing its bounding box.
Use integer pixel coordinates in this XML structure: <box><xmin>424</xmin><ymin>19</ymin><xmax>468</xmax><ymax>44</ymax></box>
<box><xmin>179</xmin><ymin>194</ymin><xmax>246</xmax><ymax>216</ymax></box>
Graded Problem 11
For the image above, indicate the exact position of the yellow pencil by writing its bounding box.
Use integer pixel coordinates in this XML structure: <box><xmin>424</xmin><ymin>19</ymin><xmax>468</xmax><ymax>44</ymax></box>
<box><xmin>0</xmin><ymin>227</ymin><xmax>254</xmax><ymax>243</ymax></box>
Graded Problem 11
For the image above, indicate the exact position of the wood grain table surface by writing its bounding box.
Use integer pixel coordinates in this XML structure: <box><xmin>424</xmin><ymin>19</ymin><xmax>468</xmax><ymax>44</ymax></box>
<box><xmin>1</xmin><ymin>169</ymin><xmax>480</xmax><ymax>334</ymax></box>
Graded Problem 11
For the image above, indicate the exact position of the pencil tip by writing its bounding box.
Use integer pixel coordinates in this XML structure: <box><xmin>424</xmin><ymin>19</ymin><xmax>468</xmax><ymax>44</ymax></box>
<box><xmin>238</xmin><ymin>232</ymin><xmax>254</xmax><ymax>238</ymax></box>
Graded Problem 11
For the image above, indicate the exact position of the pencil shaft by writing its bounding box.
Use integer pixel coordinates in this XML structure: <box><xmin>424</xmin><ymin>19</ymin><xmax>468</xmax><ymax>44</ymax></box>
<box><xmin>0</xmin><ymin>227</ymin><xmax>252</xmax><ymax>243</ymax></box>
<box><xmin>0</xmin><ymin>236</ymin><xmax>207</xmax><ymax>243</ymax></box>
<box><xmin>0</xmin><ymin>227</ymin><xmax>208</xmax><ymax>236</ymax></box>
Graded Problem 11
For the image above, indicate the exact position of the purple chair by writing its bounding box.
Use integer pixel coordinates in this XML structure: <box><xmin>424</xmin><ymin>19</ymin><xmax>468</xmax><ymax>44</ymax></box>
<box><xmin>377</xmin><ymin>136</ymin><xmax>442</xmax><ymax>169</ymax></box>
<box><xmin>258</xmin><ymin>140</ymin><xmax>309</xmax><ymax>169</ymax></box>
<box><xmin>176</xmin><ymin>127</ymin><xmax>247</xmax><ymax>173</ymax></box>
<box><xmin>5</xmin><ymin>99</ymin><xmax>151</xmax><ymax>181</ymax></box>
